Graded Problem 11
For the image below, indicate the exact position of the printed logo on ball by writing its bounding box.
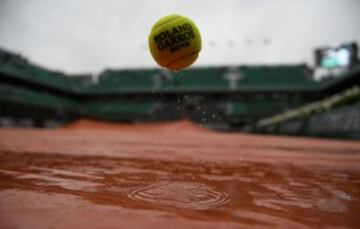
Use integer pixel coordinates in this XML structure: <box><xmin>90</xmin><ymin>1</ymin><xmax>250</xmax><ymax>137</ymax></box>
<box><xmin>154</xmin><ymin>23</ymin><xmax>195</xmax><ymax>53</ymax></box>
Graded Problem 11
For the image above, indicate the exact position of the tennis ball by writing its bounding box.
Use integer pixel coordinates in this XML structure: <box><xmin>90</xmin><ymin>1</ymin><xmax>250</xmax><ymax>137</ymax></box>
<box><xmin>148</xmin><ymin>14</ymin><xmax>202</xmax><ymax>70</ymax></box>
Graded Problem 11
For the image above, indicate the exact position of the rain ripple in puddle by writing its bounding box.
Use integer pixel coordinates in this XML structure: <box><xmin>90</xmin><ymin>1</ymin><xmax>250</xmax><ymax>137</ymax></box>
<box><xmin>128</xmin><ymin>181</ymin><xmax>230</xmax><ymax>210</ymax></box>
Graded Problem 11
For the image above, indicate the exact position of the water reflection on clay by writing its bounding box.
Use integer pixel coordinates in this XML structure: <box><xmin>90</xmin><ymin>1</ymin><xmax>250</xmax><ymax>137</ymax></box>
<box><xmin>0</xmin><ymin>151</ymin><xmax>359</xmax><ymax>228</ymax></box>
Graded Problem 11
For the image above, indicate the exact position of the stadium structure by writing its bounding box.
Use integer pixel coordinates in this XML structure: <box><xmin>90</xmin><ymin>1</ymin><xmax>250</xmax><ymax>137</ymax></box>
<box><xmin>0</xmin><ymin>44</ymin><xmax>359</xmax><ymax>139</ymax></box>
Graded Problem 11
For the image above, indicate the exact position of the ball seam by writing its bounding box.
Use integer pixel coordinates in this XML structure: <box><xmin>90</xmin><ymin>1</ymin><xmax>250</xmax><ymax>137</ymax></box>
<box><xmin>166</xmin><ymin>51</ymin><xmax>199</xmax><ymax>67</ymax></box>
<box><xmin>151</xmin><ymin>16</ymin><xmax>182</xmax><ymax>32</ymax></box>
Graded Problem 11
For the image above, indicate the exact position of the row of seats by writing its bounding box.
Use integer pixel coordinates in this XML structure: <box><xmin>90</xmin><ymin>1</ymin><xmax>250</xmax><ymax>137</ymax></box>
<box><xmin>0</xmin><ymin>84</ymin><xmax>76</xmax><ymax>110</ymax></box>
<box><xmin>82</xmin><ymin>100</ymin><xmax>161</xmax><ymax>121</ymax></box>
<box><xmin>0</xmin><ymin>49</ymin><xmax>321</xmax><ymax>94</ymax></box>
<box><xmin>91</xmin><ymin>65</ymin><xmax>317</xmax><ymax>93</ymax></box>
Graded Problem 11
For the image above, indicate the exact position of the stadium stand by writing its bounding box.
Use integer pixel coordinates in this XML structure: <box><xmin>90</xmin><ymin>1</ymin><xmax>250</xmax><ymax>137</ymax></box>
<box><xmin>86</xmin><ymin>69</ymin><xmax>160</xmax><ymax>94</ymax></box>
<box><xmin>0</xmin><ymin>84</ymin><xmax>78</xmax><ymax>126</ymax></box>
<box><xmin>255</xmin><ymin>86</ymin><xmax>360</xmax><ymax>128</ymax></box>
<box><xmin>173</xmin><ymin>65</ymin><xmax>315</xmax><ymax>92</ymax></box>
<box><xmin>82</xmin><ymin>100</ymin><xmax>162</xmax><ymax>122</ymax></box>
<box><xmin>0</xmin><ymin>49</ymin><xmax>70</xmax><ymax>91</ymax></box>
<box><xmin>0</xmin><ymin>47</ymin><xmax>358</xmax><ymax>138</ymax></box>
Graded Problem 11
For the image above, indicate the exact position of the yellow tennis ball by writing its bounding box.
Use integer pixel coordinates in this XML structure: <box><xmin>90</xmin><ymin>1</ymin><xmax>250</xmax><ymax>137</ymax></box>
<box><xmin>148</xmin><ymin>14</ymin><xmax>202</xmax><ymax>70</ymax></box>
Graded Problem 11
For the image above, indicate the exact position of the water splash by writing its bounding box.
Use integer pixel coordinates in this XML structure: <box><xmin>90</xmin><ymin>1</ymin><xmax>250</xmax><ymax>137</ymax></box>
<box><xmin>128</xmin><ymin>181</ymin><xmax>230</xmax><ymax>210</ymax></box>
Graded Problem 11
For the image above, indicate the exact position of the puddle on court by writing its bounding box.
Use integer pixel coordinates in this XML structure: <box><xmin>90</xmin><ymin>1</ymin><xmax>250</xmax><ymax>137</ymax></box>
<box><xmin>128</xmin><ymin>181</ymin><xmax>230</xmax><ymax>210</ymax></box>
<box><xmin>0</xmin><ymin>151</ymin><xmax>360</xmax><ymax>228</ymax></box>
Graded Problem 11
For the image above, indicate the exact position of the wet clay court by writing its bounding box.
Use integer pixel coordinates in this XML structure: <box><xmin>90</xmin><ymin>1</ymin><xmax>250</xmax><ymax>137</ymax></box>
<box><xmin>0</xmin><ymin>120</ymin><xmax>360</xmax><ymax>228</ymax></box>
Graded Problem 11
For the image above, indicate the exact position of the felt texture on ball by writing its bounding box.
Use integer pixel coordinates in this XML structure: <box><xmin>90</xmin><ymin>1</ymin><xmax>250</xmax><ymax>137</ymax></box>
<box><xmin>148</xmin><ymin>14</ymin><xmax>202</xmax><ymax>70</ymax></box>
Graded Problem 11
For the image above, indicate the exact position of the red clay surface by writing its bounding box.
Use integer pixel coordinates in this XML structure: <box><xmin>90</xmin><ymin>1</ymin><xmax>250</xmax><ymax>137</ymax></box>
<box><xmin>0</xmin><ymin>119</ymin><xmax>360</xmax><ymax>229</ymax></box>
